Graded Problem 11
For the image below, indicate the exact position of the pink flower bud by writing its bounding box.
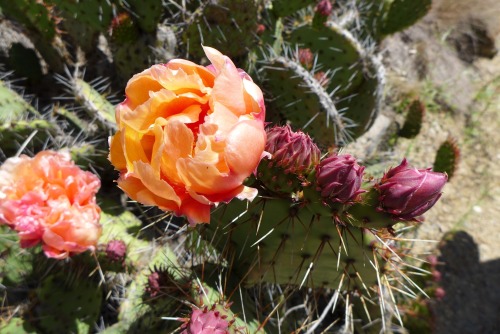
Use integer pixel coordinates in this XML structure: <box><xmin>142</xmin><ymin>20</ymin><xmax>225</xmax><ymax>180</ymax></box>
<box><xmin>146</xmin><ymin>272</ymin><xmax>161</xmax><ymax>297</ymax></box>
<box><xmin>181</xmin><ymin>308</ymin><xmax>229</xmax><ymax>334</ymax></box>
<box><xmin>315</xmin><ymin>0</ymin><xmax>333</xmax><ymax>17</ymax></box>
<box><xmin>316</xmin><ymin>154</ymin><xmax>365</xmax><ymax>203</ymax></box>
<box><xmin>376</xmin><ymin>159</ymin><xmax>447</xmax><ymax>220</ymax></box>
<box><xmin>298</xmin><ymin>48</ymin><xmax>314</xmax><ymax>69</ymax></box>
<box><xmin>105</xmin><ymin>240</ymin><xmax>127</xmax><ymax>262</ymax></box>
<box><xmin>266</xmin><ymin>125</ymin><xmax>320</xmax><ymax>174</ymax></box>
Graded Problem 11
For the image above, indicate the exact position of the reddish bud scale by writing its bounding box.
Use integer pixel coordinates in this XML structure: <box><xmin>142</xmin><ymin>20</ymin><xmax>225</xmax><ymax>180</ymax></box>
<box><xmin>298</xmin><ymin>48</ymin><xmax>314</xmax><ymax>69</ymax></box>
<box><xmin>258</xmin><ymin>125</ymin><xmax>320</xmax><ymax>195</ymax></box>
<box><xmin>181</xmin><ymin>307</ymin><xmax>230</xmax><ymax>334</ymax></box>
<box><xmin>315</xmin><ymin>0</ymin><xmax>333</xmax><ymax>16</ymax></box>
<box><xmin>265</xmin><ymin>125</ymin><xmax>320</xmax><ymax>175</ymax></box>
<box><xmin>316</xmin><ymin>154</ymin><xmax>365</xmax><ymax>203</ymax></box>
<box><xmin>376</xmin><ymin>159</ymin><xmax>447</xmax><ymax>221</ymax></box>
<box><xmin>105</xmin><ymin>239</ymin><xmax>127</xmax><ymax>262</ymax></box>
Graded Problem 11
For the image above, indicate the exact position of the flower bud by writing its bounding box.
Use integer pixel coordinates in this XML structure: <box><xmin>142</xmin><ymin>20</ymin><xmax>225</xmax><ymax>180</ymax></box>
<box><xmin>315</xmin><ymin>0</ymin><xmax>333</xmax><ymax>17</ymax></box>
<box><xmin>181</xmin><ymin>308</ymin><xmax>229</xmax><ymax>334</ymax></box>
<box><xmin>298</xmin><ymin>48</ymin><xmax>314</xmax><ymax>69</ymax></box>
<box><xmin>316</xmin><ymin>154</ymin><xmax>365</xmax><ymax>203</ymax></box>
<box><xmin>105</xmin><ymin>240</ymin><xmax>127</xmax><ymax>262</ymax></box>
<box><xmin>376</xmin><ymin>159</ymin><xmax>447</xmax><ymax>220</ymax></box>
<box><xmin>266</xmin><ymin>125</ymin><xmax>320</xmax><ymax>174</ymax></box>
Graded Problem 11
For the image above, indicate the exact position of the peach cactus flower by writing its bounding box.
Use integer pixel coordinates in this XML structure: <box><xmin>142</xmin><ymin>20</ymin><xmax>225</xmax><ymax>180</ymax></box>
<box><xmin>109</xmin><ymin>46</ymin><xmax>267</xmax><ymax>225</ymax></box>
<box><xmin>0</xmin><ymin>150</ymin><xmax>102</xmax><ymax>259</ymax></box>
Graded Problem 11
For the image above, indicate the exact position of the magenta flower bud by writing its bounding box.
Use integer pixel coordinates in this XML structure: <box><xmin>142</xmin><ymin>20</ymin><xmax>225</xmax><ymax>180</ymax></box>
<box><xmin>105</xmin><ymin>239</ymin><xmax>127</xmax><ymax>262</ymax></box>
<box><xmin>181</xmin><ymin>308</ymin><xmax>229</xmax><ymax>334</ymax></box>
<box><xmin>376</xmin><ymin>159</ymin><xmax>447</xmax><ymax>220</ymax></box>
<box><xmin>316</xmin><ymin>154</ymin><xmax>365</xmax><ymax>203</ymax></box>
<box><xmin>315</xmin><ymin>0</ymin><xmax>333</xmax><ymax>17</ymax></box>
<box><xmin>266</xmin><ymin>125</ymin><xmax>320</xmax><ymax>174</ymax></box>
<box><xmin>298</xmin><ymin>48</ymin><xmax>314</xmax><ymax>69</ymax></box>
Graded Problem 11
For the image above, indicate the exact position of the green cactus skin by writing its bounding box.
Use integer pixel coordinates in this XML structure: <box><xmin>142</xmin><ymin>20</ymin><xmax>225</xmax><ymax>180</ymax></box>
<box><xmin>399</xmin><ymin>99</ymin><xmax>425</xmax><ymax>139</ymax></box>
<box><xmin>380</xmin><ymin>0</ymin><xmax>432</xmax><ymax>36</ymax></box>
<box><xmin>289</xmin><ymin>24</ymin><xmax>366</xmax><ymax>98</ymax></box>
<box><xmin>56</xmin><ymin>75</ymin><xmax>117</xmax><ymax>131</ymax></box>
<box><xmin>0</xmin><ymin>81</ymin><xmax>40</xmax><ymax>122</ymax></box>
<box><xmin>271</xmin><ymin>0</ymin><xmax>317</xmax><ymax>17</ymax></box>
<box><xmin>0</xmin><ymin>317</ymin><xmax>38</xmax><ymax>334</ymax></box>
<box><xmin>97</xmin><ymin>200</ymin><xmax>183</xmax><ymax>332</ymax></box>
<box><xmin>208</xmin><ymin>196</ymin><xmax>382</xmax><ymax>289</ymax></box>
<box><xmin>356</xmin><ymin>0</ymin><xmax>432</xmax><ymax>41</ymax></box>
<box><xmin>0</xmin><ymin>226</ymin><xmax>33</xmax><ymax>287</ymax></box>
<box><xmin>48</xmin><ymin>0</ymin><xmax>113</xmax><ymax>31</ymax></box>
<box><xmin>260</xmin><ymin>54</ymin><xmax>352</xmax><ymax>148</ymax></box>
<box><xmin>35</xmin><ymin>274</ymin><xmax>103</xmax><ymax>334</ymax></box>
<box><xmin>261</xmin><ymin>23</ymin><xmax>384</xmax><ymax>145</ymax></box>
<box><xmin>0</xmin><ymin>119</ymin><xmax>58</xmax><ymax>156</ymax></box>
<box><xmin>120</xmin><ymin>0</ymin><xmax>164</xmax><ymax>34</ymax></box>
<box><xmin>111</xmin><ymin>34</ymin><xmax>156</xmax><ymax>83</ymax></box>
<box><xmin>433</xmin><ymin>137</ymin><xmax>459</xmax><ymax>180</ymax></box>
<box><xmin>183</xmin><ymin>0</ymin><xmax>260</xmax><ymax>62</ymax></box>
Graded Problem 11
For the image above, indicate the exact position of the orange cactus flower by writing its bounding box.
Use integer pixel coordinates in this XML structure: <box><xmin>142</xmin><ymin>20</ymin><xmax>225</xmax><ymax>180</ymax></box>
<box><xmin>0</xmin><ymin>150</ymin><xmax>102</xmax><ymax>259</ymax></box>
<box><xmin>109</xmin><ymin>46</ymin><xmax>267</xmax><ymax>225</ymax></box>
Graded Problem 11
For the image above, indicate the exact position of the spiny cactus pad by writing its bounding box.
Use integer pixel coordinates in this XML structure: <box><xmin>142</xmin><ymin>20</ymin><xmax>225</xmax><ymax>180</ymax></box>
<box><xmin>208</xmin><ymin>197</ymin><xmax>383</xmax><ymax>289</ymax></box>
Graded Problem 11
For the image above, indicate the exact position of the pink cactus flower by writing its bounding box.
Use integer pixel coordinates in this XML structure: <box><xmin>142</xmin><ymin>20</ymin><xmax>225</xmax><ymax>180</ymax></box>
<box><xmin>0</xmin><ymin>150</ymin><xmax>102</xmax><ymax>259</ymax></box>
<box><xmin>265</xmin><ymin>125</ymin><xmax>320</xmax><ymax>174</ymax></box>
<box><xmin>182</xmin><ymin>308</ymin><xmax>229</xmax><ymax>334</ymax></box>
<box><xmin>376</xmin><ymin>159</ymin><xmax>447</xmax><ymax>221</ymax></box>
<box><xmin>316</xmin><ymin>154</ymin><xmax>365</xmax><ymax>203</ymax></box>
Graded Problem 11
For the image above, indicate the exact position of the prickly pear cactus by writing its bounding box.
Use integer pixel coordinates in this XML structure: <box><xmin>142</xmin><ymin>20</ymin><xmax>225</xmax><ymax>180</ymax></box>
<box><xmin>0</xmin><ymin>0</ymin><xmax>448</xmax><ymax>333</ymax></box>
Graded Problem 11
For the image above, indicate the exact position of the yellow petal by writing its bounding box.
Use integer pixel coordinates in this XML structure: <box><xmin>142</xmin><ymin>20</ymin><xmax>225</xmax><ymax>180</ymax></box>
<box><xmin>122</xmin><ymin>127</ymin><xmax>149</xmax><ymax>173</ymax></box>
<box><xmin>108</xmin><ymin>131</ymin><xmax>127</xmax><ymax>170</ymax></box>
<box><xmin>125</xmin><ymin>66</ymin><xmax>164</xmax><ymax>109</ymax></box>
<box><xmin>161</xmin><ymin>121</ymin><xmax>194</xmax><ymax>184</ymax></box>
<box><xmin>133</xmin><ymin>161</ymin><xmax>181</xmax><ymax>206</ymax></box>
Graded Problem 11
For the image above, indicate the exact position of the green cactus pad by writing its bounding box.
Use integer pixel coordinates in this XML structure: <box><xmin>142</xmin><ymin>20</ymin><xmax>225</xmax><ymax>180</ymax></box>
<box><xmin>0</xmin><ymin>81</ymin><xmax>39</xmax><ymax>122</ymax></box>
<box><xmin>334</xmin><ymin>57</ymin><xmax>384</xmax><ymax>139</ymax></box>
<box><xmin>183</xmin><ymin>0</ymin><xmax>259</xmax><ymax>61</ymax></box>
<box><xmin>433</xmin><ymin>137</ymin><xmax>460</xmax><ymax>180</ymax></box>
<box><xmin>271</xmin><ymin>0</ymin><xmax>316</xmax><ymax>17</ymax></box>
<box><xmin>208</xmin><ymin>197</ymin><xmax>381</xmax><ymax>289</ymax></box>
<box><xmin>381</xmin><ymin>0</ymin><xmax>432</xmax><ymax>36</ymax></box>
<box><xmin>0</xmin><ymin>119</ymin><xmax>58</xmax><ymax>156</ymax></box>
<box><xmin>0</xmin><ymin>226</ymin><xmax>33</xmax><ymax>286</ymax></box>
<box><xmin>111</xmin><ymin>34</ymin><xmax>156</xmax><ymax>83</ymax></box>
<box><xmin>0</xmin><ymin>317</ymin><xmax>37</xmax><ymax>334</ymax></box>
<box><xmin>260</xmin><ymin>55</ymin><xmax>351</xmax><ymax>148</ymax></box>
<box><xmin>48</xmin><ymin>0</ymin><xmax>113</xmax><ymax>31</ymax></box>
<box><xmin>0</xmin><ymin>0</ymin><xmax>57</xmax><ymax>41</ymax></box>
<box><xmin>57</xmin><ymin>76</ymin><xmax>116</xmax><ymax>130</ymax></box>
<box><xmin>121</xmin><ymin>0</ymin><xmax>163</xmax><ymax>33</ymax></box>
<box><xmin>399</xmin><ymin>98</ymin><xmax>425</xmax><ymax>139</ymax></box>
<box><xmin>35</xmin><ymin>274</ymin><xmax>103</xmax><ymax>334</ymax></box>
<box><xmin>288</xmin><ymin>24</ymin><xmax>366</xmax><ymax>97</ymax></box>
